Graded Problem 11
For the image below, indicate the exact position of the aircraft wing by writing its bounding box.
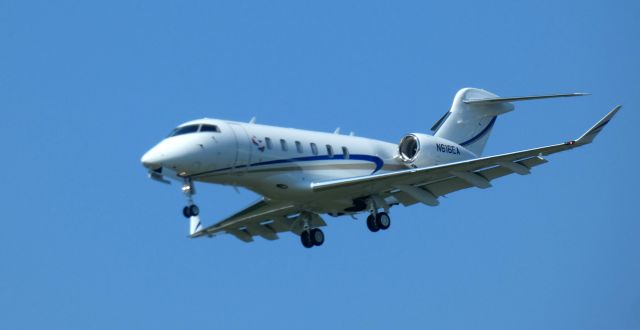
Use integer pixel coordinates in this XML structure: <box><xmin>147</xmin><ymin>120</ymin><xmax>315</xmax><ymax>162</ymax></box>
<box><xmin>190</xmin><ymin>198</ymin><xmax>325</xmax><ymax>242</ymax></box>
<box><xmin>312</xmin><ymin>106</ymin><xmax>621</xmax><ymax>205</ymax></box>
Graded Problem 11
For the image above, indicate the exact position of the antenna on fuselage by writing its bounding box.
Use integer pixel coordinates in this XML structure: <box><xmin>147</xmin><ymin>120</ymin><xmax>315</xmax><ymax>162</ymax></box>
<box><xmin>249</xmin><ymin>117</ymin><xmax>256</xmax><ymax>124</ymax></box>
<box><xmin>333</xmin><ymin>127</ymin><xmax>341</xmax><ymax>134</ymax></box>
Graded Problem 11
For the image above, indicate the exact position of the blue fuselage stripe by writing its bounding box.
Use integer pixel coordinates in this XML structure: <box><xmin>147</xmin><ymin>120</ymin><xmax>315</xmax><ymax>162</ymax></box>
<box><xmin>194</xmin><ymin>154</ymin><xmax>384</xmax><ymax>177</ymax></box>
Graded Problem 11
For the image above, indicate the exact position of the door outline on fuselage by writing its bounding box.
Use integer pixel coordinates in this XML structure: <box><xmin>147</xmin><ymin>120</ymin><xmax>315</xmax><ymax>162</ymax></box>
<box><xmin>228</xmin><ymin>123</ymin><xmax>252</xmax><ymax>175</ymax></box>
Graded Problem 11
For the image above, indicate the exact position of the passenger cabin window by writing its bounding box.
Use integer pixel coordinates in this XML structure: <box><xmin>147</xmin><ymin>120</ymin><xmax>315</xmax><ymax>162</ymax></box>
<box><xmin>310</xmin><ymin>143</ymin><xmax>318</xmax><ymax>155</ymax></box>
<box><xmin>280</xmin><ymin>139</ymin><xmax>288</xmax><ymax>151</ymax></box>
<box><xmin>295</xmin><ymin>141</ymin><xmax>303</xmax><ymax>153</ymax></box>
<box><xmin>200</xmin><ymin>124</ymin><xmax>220</xmax><ymax>133</ymax></box>
<box><xmin>169</xmin><ymin>124</ymin><xmax>199</xmax><ymax>137</ymax></box>
<box><xmin>265</xmin><ymin>137</ymin><xmax>273</xmax><ymax>149</ymax></box>
<box><xmin>326</xmin><ymin>145</ymin><xmax>334</xmax><ymax>158</ymax></box>
<box><xmin>342</xmin><ymin>146</ymin><xmax>350</xmax><ymax>159</ymax></box>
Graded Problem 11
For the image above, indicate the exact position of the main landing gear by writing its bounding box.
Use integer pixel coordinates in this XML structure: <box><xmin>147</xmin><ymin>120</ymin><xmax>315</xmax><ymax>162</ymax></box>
<box><xmin>366</xmin><ymin>197</ymin><xmax>391</xmax><ymax>233</ymax></box>
<box><xmin>298</xmin><ymin>212</ymin><xmax>325</xmax><ymax>248</ymax></box>
<box><xmin>366</xmin><ymin>212</ymin><xmax>391</xmax><ymax>232</ymax></box>
<box><xmin>301</xmin><ymin>228</ymin><xmax>325</xmax><ymax>248</ymax></box>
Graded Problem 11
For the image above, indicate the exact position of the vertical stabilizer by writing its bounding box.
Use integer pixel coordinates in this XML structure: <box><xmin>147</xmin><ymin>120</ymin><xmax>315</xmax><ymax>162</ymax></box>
<box><xmin>433</xmin><ymin>88</ymin><xmax>514</xmax><ymax>156</ymax></box>
<box><xmin>431</xmin><ymin>88</ymin><xmax>587</xmax><ymax>156</ymax></box>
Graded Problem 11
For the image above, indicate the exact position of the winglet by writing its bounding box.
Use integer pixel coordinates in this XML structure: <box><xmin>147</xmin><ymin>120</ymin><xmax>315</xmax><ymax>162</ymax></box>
<box><xmin>573</xmin><ymin>105</ymin><xmax>622</xmax><ymax>146</ymax></box>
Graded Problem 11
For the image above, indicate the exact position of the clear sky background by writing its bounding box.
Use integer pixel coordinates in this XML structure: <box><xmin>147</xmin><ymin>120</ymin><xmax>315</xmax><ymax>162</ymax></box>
<box><xmin>1</xmin><ymin>1</ymin><xmax>638</xmax><ymax>329</ymax></box>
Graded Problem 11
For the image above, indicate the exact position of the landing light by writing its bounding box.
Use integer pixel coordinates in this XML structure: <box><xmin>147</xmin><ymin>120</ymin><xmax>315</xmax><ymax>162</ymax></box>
<box><xmin>181</xmin><ymin>184</ymin><xmax>193</xmax><ymax>193</ymax></box>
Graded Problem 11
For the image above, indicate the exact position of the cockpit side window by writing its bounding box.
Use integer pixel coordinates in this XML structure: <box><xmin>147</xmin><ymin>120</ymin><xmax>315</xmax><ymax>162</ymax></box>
<box><xmin>200</xmin><ymin>124</ymin><xmax>221</xmax><ymax>133</ymax></box>
<box><xmin>168</xmin><ymin>124</ymin><xmax>199</xmax><ymax>137</ymax></box>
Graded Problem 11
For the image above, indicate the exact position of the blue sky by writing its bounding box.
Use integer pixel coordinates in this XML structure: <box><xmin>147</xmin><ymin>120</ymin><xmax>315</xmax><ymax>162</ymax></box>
<box><xmin>1</xmin><ymin>0</ymin><xmax>638</xmax><ymax>329</ymax></box>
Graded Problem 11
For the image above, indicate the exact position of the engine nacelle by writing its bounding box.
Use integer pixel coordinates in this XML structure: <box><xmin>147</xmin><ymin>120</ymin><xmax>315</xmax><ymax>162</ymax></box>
<box><xmin>398</xmin><ymin>133</ymin><xmax>476</xmax><ymax>167</ymax></box>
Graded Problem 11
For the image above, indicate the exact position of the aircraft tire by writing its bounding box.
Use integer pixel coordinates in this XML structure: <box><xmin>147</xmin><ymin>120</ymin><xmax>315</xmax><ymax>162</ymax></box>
<box><xmin>301</xmin><ymin>230</ymin><xmax>313</xmax><ymax>248</ymax></box>
<box><xmin>189</xmin><ymin>204</ymin><xmax>200</xmax><ymax>216</ymax></box>
<box><xmin>310</xmin><ymin>228</ymin><xmax>324</xmax><ymax>246</ymax></box>
<box><xmin>376</xmin><ymin>212</ymin><xmax>391</xmax><ymax>230</ymax></box>
<box><xmin>366</xmin><ymin>214</ymin><xmax>380</xmax><ymax>232</ymax></box>
<box><xmin>183</xmin><ymin>206</ymin><xmax>191</xmax><ymax>218</ymax></box>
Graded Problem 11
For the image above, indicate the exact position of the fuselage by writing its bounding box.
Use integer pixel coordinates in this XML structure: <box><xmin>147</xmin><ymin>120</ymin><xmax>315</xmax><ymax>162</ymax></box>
<box><xmin>138</xmin><ymin>90</ymin><xmax>616</xmax><ymax>247</ymax></box>
<box><xmin>141</xmin><ymin>118</ymin><xmax>476</xmax><ymax>214</ymax></box>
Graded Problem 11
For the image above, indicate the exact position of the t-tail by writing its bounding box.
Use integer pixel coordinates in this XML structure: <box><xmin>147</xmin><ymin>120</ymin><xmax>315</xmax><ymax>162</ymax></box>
<box><xmin>431</xmin><ymin>88</ymin><xmax>588</xmax><ymax>156</ymax></box>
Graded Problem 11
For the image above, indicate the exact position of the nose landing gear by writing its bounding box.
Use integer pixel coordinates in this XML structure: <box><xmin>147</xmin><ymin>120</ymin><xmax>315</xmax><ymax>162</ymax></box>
<box><xmin>181</xmin><ymin>179</ymin><xmax>199</xmax><ymax>218</ymax></box>
<box><xmin>181</xmin><ymin>179</ymin><xmax>203</xmax><ymax>235</ymax></box>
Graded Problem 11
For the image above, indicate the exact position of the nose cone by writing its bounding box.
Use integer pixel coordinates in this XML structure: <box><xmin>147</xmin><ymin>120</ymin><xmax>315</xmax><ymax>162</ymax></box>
<box><xmin>141</xmin><ymin>147</ymin><xmax>163</xmax><ymax>170</ymax></box>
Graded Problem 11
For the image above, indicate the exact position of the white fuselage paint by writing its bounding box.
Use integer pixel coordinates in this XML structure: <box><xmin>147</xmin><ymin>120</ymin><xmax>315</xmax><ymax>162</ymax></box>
<box><xmin>141</xmin><ymin>118</ymin><xmax>477</xmax><ymax>214</ymax></box>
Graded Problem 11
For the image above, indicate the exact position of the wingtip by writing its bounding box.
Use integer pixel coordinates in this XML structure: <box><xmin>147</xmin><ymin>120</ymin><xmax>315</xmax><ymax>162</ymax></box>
<box><xmin>602</xmin><ymin>105</ymin><xmax>622</xmax><ymax>121</ymax></box>
<box><xmin>574</xmin><ymin>105</ymin><xmax>621</xmax><ymax>146</ymax></box>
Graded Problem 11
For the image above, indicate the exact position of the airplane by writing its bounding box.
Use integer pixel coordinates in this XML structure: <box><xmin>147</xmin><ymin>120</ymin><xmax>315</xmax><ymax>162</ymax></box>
<box><xmin>140</xmin><ymin>87</ymin><xmax>621</xmax><ymax>248</ymax></box>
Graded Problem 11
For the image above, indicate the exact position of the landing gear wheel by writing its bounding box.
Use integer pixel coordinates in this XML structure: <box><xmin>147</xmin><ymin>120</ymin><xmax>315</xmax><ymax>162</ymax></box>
<box><xmin>310</xmin><ymin>228</ymin><xmax>324</xmax><ymax>246</ymax></box>
<box><xmin>301</xmin><ymin>230</ymin><xmax>314</xmax><ymax>248</ymax></box>
<box><xmin>189</xmin><ymin>204</ymin><xmax>200</xmax><ymax>216</ymax></box>
<box><xmin>376</xmin><ymin>212</ymin><xmax>391</xmax><ymax>230</ymax></box>
<box><xmin>367</xmin><ymin>214</ymin><xmax>380</xmax><ymax>232</ymax></box>
<box><xmin>182</xmin><ymin>205</ymin><xmax>199</xmax><ymax>218</ymax></box>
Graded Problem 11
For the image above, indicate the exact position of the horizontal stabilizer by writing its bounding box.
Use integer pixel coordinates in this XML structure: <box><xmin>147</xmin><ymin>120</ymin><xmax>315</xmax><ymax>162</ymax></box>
<box><xmin>463</xmin><ymin>93</ymin><xmax>589</xmax><ymax>105</ymax></box>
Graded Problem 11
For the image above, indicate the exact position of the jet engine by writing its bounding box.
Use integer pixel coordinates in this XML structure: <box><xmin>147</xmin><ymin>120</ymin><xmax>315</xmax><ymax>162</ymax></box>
<box><xmin>398</xmin><ymin>133</ymin><xmax>475</xmax><ymax>167</ymax></box>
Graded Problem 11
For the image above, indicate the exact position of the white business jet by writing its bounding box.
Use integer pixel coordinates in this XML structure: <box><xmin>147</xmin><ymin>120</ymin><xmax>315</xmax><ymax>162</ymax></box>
<box><xmin>141</xmin><ymin>88</ymin><xmax>620</xmax><ymax>248</ymax></box>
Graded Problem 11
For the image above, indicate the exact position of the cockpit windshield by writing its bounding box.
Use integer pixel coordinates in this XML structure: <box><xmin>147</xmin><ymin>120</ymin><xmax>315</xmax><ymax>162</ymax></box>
<box><xmin>200</xmin><ymin>124</ymin><xmax>220</xmax><ymax>132</ymax></box>
<box><xmin>168</xmin><ymin>124</ymin><xmax>221</xmax><ymax>137</ymax></box>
